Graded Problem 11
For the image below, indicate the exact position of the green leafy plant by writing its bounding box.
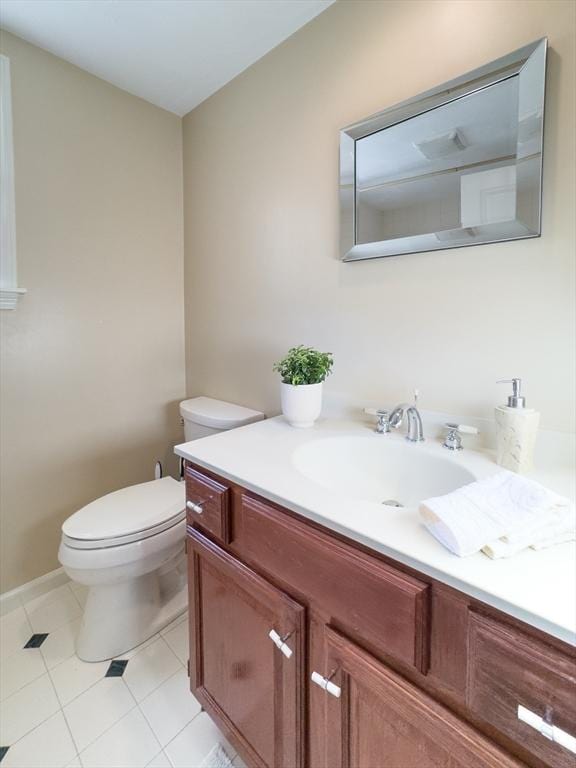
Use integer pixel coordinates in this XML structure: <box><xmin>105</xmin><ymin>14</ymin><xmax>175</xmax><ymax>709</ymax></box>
<box><xmin>273</xmin><ymin>345</ymin><xmax>334</xmax><ymax>386</ymax></box>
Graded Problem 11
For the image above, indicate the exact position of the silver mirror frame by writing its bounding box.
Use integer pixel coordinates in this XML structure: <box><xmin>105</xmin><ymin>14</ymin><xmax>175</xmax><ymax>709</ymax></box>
<box><xmin>340</xmin><ymin>38</ymin><xmax>547</xmax><ymax>262</ymax></box>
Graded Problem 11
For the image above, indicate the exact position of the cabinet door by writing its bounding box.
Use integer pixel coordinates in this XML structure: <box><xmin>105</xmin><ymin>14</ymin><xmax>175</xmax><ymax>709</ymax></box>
<box><xmin>187</xmin><ymin>528</ymin><xmax>305</xmax><ymax>768</ymax></box>
<box><xmin>468</xmin><ymin>612</ymin><xmax>576</xmax><ymax>768</ymax></box>
<box><xmin>316</xmin><ymin>626</ymin><xmax>523</xmax><ymax>768</ymax></box>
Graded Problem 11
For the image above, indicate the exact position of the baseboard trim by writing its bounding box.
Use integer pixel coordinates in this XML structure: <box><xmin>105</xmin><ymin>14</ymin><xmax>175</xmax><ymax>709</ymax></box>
<box><xmin>0</xmin><ymin>567</ymin><xmax>70</xmax><ymax>617</ymax></box>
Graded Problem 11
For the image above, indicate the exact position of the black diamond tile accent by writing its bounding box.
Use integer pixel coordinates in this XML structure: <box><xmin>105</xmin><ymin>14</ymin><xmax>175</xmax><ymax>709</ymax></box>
<box><xmin>106</xmin><ymin>659</ymin><xmax>128</xmax><ymax>677</ymax></box>
<box><xmin>0</xmin><ymin>747</ymin><xmax>9</xmax><ymax>763</ymax></box>
<box><xmin>24</xmin><ymin>633</ymin><xmax>49</xmax><ymax>649</ymax></box>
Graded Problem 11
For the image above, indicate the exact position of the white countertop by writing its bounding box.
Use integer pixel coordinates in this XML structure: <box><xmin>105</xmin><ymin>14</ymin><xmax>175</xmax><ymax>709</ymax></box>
<box><xmin>175</xmin><ymin>415</ymin><xmax>576</xmax><ymax>646</ymax></box>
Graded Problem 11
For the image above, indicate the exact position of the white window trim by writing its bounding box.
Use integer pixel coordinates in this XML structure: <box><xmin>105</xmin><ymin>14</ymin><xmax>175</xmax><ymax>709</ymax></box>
<box><xmin>0</xmin><ymin>54</ymin><xmax>25</xmax><ymax>309</ymax></box>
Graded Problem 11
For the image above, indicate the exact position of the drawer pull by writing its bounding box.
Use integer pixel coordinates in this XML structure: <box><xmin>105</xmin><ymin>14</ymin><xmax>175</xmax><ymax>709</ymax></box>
<box><xmin>311</xmin><ymin>670</ymin><xmax>341</xmax><ymax>698</ymax></box>
<box><xmin>186</xmin><ymin>500</ymin><xmax>204</xmax><ymax>515</ymax></box>
<box><xmin>518</xmin><ymin>705</ymin><xmax>576</xmax><ymax>754</ymax></box>
<box><xmin>268</xmin><ymin>629</ymin><xmax>293</xmax><ymax>659</ymax></box>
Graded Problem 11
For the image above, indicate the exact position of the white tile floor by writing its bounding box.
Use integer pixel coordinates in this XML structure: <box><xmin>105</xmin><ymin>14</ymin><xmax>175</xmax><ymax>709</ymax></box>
<box><xmin>0</xmin><ymin>583</ymin><xmax>247</xmax><ymax>768</ymax></box>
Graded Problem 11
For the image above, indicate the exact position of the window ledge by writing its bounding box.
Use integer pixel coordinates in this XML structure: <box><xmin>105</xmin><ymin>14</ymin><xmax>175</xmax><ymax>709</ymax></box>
<box><xmin>0</xmin><ymin>287</ymin><xmax>27</xmax><ymax>310</ymax></box>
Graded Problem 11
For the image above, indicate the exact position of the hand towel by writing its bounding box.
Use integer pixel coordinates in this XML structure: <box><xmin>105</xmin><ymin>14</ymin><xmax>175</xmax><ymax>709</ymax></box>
<box><xmin>419</xmin><ymin>470</ymin><xmax>574</xmax><ymax>557</ymax></box>
<box><xmin>483</xmin><ymin>503</ymin><xmax>576</xmax><ymax>558</ymax></box>
<box><xmin>483</xmin><ymin>529</ymin><xmax>575</xmax><ymax>558</ymax></box>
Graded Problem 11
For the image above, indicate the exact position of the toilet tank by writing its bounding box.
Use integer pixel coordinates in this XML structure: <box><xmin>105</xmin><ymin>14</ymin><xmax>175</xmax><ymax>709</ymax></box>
<box><xmin>179</xmin><ymin>397</ymin><xmax>264</xmax><ymax>441</ymax></box>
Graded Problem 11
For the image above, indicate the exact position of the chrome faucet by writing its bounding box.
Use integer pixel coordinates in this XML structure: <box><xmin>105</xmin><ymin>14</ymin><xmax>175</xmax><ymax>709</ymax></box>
<box><xmin>389</xmin><ymin>403</ymin><xmax>425</xmax><ymax>442</ymax></box>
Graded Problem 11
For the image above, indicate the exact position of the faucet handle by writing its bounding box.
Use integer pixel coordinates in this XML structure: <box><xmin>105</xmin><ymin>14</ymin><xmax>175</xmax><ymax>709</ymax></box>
<box><xmin>364</xmin><ymin>408</ymin><xmax>390</xmax><ymax>433</ymax></box>
<box><xmin>454</xmin><ymin>423</ymin><xmax>478</xmax><ymax>435</ymax></box>
<box><xmin>443</xmin><ymin>423</ymin><xmax>478</xmax><ymax>451</ymax></box>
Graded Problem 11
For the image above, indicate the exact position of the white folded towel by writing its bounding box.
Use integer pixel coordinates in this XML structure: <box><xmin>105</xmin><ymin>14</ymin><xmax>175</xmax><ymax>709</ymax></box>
<box><xmin>483</xmin><ymin>529</ymin><xmax>575</xmax><ymax>558</ymax></box>
<box><xmin>420</xmin><ymin>470</ymin><xmax>575</xmax><ymax>558</ymax></box>
<box><xmin>483</xmin><ymin>503</ymin><xmax>576</xmax><ymax>558</ymax></box>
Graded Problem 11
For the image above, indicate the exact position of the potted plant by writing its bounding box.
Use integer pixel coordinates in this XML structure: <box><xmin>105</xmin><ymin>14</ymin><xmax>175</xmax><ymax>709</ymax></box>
<box><xmin>273</xmin><ymin>345</ymin><xmax>334</xmax><ymax>428</ymax></box>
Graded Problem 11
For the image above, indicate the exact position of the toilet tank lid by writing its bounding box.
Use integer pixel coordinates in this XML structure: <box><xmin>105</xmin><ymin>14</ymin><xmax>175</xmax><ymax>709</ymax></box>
<box><xmin>179</xmin><ymin>397</ymin><xmax>264</xmax><ymax>430</ymax></box>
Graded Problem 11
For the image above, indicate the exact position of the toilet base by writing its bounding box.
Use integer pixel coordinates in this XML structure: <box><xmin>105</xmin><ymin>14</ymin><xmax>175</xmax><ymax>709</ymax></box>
<box><xmin>75</xmin><ymin>550</ymin><xmax>187</xmax><ymax>662</ymax></box>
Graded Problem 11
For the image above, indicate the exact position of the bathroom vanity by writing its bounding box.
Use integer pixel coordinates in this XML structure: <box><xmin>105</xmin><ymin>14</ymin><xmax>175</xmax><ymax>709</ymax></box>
<box><xmin>176</xmin><ymin>418</ymin><xmax>576</xmax><ymax>768</ymax></box>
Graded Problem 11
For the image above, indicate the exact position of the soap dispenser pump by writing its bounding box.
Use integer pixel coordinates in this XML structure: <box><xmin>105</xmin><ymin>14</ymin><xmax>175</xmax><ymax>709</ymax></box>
<box><xmin>494</xmin><ymin>378</ymin><xmax>540</xmax><ymax>474</ymax></box>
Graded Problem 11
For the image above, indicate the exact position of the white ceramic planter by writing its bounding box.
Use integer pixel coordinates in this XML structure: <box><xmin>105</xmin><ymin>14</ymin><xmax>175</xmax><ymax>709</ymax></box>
<box><xmin>280</xmin><ymin>382</ymin><xmax>323</xmax><ymax>428</ymax></box>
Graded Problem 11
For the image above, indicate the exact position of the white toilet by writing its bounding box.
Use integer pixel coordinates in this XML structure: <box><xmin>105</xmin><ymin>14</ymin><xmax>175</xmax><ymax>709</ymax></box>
<box><xmin>59</xmin><ymin>397</ymin><xmax>264</xmax><ymax>662</ymax></box>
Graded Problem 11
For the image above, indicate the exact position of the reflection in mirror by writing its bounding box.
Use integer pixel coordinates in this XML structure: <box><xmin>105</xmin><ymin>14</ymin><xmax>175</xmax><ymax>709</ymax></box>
<box><xmin>340</xmin><ymin>39</ymin><xmax>546</xmax><ymax>261</ymax></box>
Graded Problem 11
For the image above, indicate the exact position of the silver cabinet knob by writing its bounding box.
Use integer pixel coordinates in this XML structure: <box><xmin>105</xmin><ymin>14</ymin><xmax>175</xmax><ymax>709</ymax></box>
<box><xmin>186</xmin><ymin>500</ymin><xmax>203</xmax><ymax>514</ymax></box>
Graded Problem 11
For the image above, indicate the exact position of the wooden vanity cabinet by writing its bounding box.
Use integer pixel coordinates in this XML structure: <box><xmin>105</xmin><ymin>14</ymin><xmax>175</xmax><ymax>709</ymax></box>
<box><xmin>185</xmin><ymin>462</ymin><xmax>576</xmax><ymax>768</ymax></box>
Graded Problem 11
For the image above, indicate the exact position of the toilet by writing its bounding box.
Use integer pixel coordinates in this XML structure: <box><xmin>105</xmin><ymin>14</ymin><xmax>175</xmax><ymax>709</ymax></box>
<box><xmin>59</xmin><ymin>397</ymin><xmax>264</xmax><ymax>662</ymax></box>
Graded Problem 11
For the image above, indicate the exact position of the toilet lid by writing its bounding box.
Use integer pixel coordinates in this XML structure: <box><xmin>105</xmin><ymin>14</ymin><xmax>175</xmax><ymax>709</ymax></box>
<box><xmin>62</xmin><ymin>476</ymin><xmax>186</xmax><ymax>545</ymax></box>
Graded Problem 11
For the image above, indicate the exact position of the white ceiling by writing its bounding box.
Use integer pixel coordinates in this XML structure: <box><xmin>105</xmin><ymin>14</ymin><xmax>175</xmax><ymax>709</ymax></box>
<box><xmin>0</xmin><ymin>0</ymin><xmax>334</xmax><ymax>116</ymax></box>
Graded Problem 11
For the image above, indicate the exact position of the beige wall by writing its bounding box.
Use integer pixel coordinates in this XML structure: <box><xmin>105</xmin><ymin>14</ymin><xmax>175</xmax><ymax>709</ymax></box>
<box><xmin>182</xmin><ymin>0</ymin><xmax>576</xmax><ymax>433</ymax></box>
<box><xmin>0</xmin><ymin>32</ymin><xmax>185</xmax><ymax>592</ymax></box>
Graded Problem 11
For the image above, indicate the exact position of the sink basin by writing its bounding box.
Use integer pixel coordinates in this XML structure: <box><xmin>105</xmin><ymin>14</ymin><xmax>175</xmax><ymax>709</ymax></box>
<box><xmin>292</xmin><ymin>435</ymin><xmax>476</xmax><ymax>507</ymax></box>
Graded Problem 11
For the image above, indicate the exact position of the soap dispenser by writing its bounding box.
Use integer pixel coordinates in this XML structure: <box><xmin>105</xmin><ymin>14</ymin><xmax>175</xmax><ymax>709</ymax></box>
<box><xmin>495</xmin><ymin>378</ymin><xmax>540</xmax><ymax>474</ymax></box>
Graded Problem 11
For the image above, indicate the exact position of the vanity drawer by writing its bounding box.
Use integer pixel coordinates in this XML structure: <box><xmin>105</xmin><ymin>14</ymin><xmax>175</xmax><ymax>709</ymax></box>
<box><xmin>467</xmin><ymin>612</ymin><xmax>576</xmax><ymax>768</ymax></box>
<box><xmin>185</xmin><ymin>465</ymin><xmax>231</xmax><ymax>544</ymax></box>
<box><xmin>235</xmin><ymin>494</ymin><xmax>430</xmax><ymax>673</ymax></box>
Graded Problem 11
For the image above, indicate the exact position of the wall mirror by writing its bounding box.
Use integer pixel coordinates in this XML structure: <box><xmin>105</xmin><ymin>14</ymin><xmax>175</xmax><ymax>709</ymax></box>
<box><xmin>340</xmin><ymin>38</ymin><xmax>547</xmax><ymax>261</ymax></box>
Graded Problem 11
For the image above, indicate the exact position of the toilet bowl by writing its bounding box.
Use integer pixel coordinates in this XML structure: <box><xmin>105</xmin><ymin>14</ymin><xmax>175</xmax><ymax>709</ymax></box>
<box><xmin>59</xmin><ymin>397</ymin><xmax>264</xmax><ymax>662</ymax></box>
<box><xmin>59</xmin><ymin>477</ymin><xmax>187</xmax><ymax>661</ymax></box>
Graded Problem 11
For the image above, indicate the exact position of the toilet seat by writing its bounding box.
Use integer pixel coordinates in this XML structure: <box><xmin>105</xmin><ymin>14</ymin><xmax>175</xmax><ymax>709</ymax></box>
<box><xmin>62</xmin><ymin>511</ymin><xmax>185</xmax><ymax>549</ymax></box>
<box><xmin>62</xmin><ymin>476</ymin><xmax>186</xmax><ymax>550</ymax></box>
